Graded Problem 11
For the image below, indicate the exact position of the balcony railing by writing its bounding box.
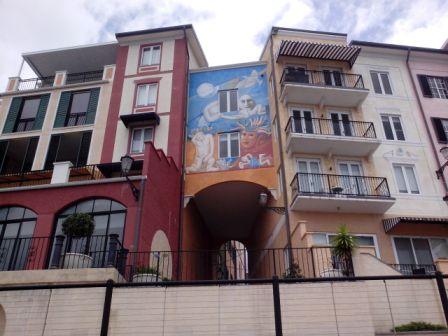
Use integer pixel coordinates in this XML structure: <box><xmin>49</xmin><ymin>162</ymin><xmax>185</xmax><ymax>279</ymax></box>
<box><xmin>291</xmin><ymin>173</ymin><xmax>391</xmax><ymax>199</ymax></box>
<box><xmin>119</xmin><ymin>246</ymin><xmax>354</xmax><ymax>282</ymax></box>
<box><xmin>286</xmin><ymin>116</ymin><xmax>376</xmax><ymax>138</ymax></box>
<box><xmin>65</xmin><ymin>70</ymin><xmax>103</xmax><ymax>85</ymax></box>
<box><xmin>389</xmin><ymin>263</ymin><xmax>437</xmax><ymax>276</ymax></box>
<box><xmin>280</xmin><ymin>67</ymin><xmax>365</xmax><ymax>89</ymax></box>
<box><xmin>0</xmin><ymin>234</ymin><xmax>124</xmax><ymax>271</ymax></box>
<box><xmin>17</xmin><ymin>76</ymin><xmax>55</xmax><ymax>91</ymax></box>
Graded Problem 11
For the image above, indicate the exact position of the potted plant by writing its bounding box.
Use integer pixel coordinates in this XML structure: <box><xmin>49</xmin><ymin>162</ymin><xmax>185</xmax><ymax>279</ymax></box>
<box><xmin>132</xmin><ymin>266</ymin><xmax>160</xmax><ymax>283</ymax></box>
<box><xmin>330</xmin><ymin>225</ymin><xmax>357</xmax><ymax>277</ymax></box>
<box><xmin>283</xmin><ymin>262</ymin><xmax>302</xmax><ymax>279</ymax></box>
<box><xmin>61</xmin><ymin>213</ymin><xmax>95</xmax><ymax>269</ymax></box>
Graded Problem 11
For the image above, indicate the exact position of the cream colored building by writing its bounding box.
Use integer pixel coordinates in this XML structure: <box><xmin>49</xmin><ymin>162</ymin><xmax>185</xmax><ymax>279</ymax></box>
<box><xmin>260</xmin><ymin>27</ymin><xmax>448</xmax><ymax>272</ymax></box>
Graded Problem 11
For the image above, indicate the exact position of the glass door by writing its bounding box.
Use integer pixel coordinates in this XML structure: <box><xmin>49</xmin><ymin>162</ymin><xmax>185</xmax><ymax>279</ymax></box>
<box><xmin>292</xmin><ymin>110</ymin><xmax>313</xmax><ymax>134</ymax></box>
<box><xmin>338</xmin><ymin>162</ymin><xmax>366</xmax><ymax>195</ymax></box>
<box><xmin>322</xmin><ymin>68</ymin><xmax>344</xmax><ymax>87</ymax></box>
<box><xmin>330</xmin><ymin>112</ymin><xmax>352</xmax><ymax>136</ymax></box>
<box><xmin>297</xmin><ymin>159</ymin><xmax>323</xmax><ymax>193</ymax></box>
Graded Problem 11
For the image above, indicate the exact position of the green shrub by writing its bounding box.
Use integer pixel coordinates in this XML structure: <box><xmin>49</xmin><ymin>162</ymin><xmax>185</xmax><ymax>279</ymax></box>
<box><xmin>282</xmin><ymin>262</ymin><xmax>302</xmax><ymax>279</ymax></box>
<box><xmin>392</xmin><ymin>321</ymin><xmax>447</xmax><ymax>332</ymax></box>
<box><xmin>62</xmin><ymin>213</ymin><xmax>95</xmax><ymax>237</ymax></box>
<box><xmin>135</xmin><ymin>266</ymin><xmax>159</xmax><ymax>275</ymax></box>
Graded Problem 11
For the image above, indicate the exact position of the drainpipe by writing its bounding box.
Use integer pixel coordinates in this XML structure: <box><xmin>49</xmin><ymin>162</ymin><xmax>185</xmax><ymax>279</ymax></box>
<box><xmin>269</xmin><ymin>29</ymin><xmax>293</xmax><ymax>252</ymax></box>
<box><xmin>405</xmin><ymin>48</ymin><xmax>448</xmax><ymax>197</ymax></box>
<box><xmin>132</xmin><ymin>179</ymin><xmax>145</xmax><ymax>252</ymax></box>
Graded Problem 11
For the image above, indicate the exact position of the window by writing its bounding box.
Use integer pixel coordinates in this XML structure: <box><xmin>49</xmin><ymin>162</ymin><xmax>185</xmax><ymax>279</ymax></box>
<box><xmin>15</xmin><ymin>98</ymin><xmax>40</xmax><ymax>132</ymax></box>
<box><xmin>0</xmin><ymin>206</ymin><xmax>37</xmax><ymax>271</ymax></box>
<box><xmin>432</xmin><ymin>118</ymin><xmax>448</xmax><ymax>143</ymax></box>
<box><xmin>381</xmin><ymin>115</ymin><xmax>405</xmax><ymax>140</ymax></box>
<box><xmin>67</xmin><ymin>91</ymin><xmax>90</xmax><ymax>126</ymax></box>
<box><xmin>418</xmin><ymin>75</ymin><xmax>448</xmax><ymax>99</ymax></box>
<box><xmin>393</xmin><ymin>164</ymin><xmax>419</xmax><ymax>194</ymax></box>
<box><xmin>219</xmin><ymin>132</ymin><xmax>240</xmax><ymax>158</ymax></box>
<box><xmin>313</xmin><ymin>233</ymin><xmax>378</xmax><ymax>255</ymax></box>
<box><xmin>131</xmin><ymin>127</ymin><xmax>154</xmax><ymax>154</ymax></box>
<box><xmin>218</xmin><ymin>89</ymin><xmax>238</xmax><ymax>113</ymax></box>
<box><xmin>136</xmin><ymin>84</ymin><xmax>157</xmax><ymax>107</ymax></box>
<box><xmin>44</xmin><ymin>131</ymin><xmax>91</xmax><ymax>169</ymax></box>
<box><xmin>141</xmin><ymin>45</ymin><xmax>161</xmax><ymax>66</ymax></box>
<box><xmin>370</xmin><ymin>71</ymin><xmax>392</xmax><ymax>95</ymax></box>
<box><xmin>0</xmin><ymin>137</ymin><xmax>38</xmax><ymax>174</ymax></box>
<box><xmin>394</xmin><ymin>237</ymin><xmax>448</xmax><ymax>265</ymax></box>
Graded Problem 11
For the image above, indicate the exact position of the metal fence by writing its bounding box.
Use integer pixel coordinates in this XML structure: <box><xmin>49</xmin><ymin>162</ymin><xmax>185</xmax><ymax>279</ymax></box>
<box><xmin>390</xmin><ymin>263</ymin><xmax>437</xmax><ymax>275</ymax></box>
<box><xmin>285</xmin><ymin>116</ymin><xmax>376</xmax><ymax>138</ymax></box>
<box><xmin>17</xmin><ymin>76</ymin><xmax>55</xmax><ymax>91</ymax></box>
<box><xmin>65</xmin><ymin>70</ymin><xmax>103</xmax><ymax>85</ymax></box>
<box><xmin>117</xmin><ymin>247</ymin><xmax>353</xmax><ymax>283</ymax></box>
<box><xmin>290</xmin><ymin>172</ymin><xmax>391</xmax><ymax>198</ymax></box>
<box><xmin>280</xmin><ymin>67</ymin><xmax>365</xmax><ymax>89</ymax></box>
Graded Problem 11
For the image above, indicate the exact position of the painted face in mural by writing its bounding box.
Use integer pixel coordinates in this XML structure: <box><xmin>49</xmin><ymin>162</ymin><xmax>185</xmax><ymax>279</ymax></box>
<box><xmin>239</xmin><ymin>95</ymin><xmax>256</xmax><ymax>111</ymax></box>
<box><xmin>240</xmin><ymin>130</ymin><xmax>258</xmax><ymax>149</ymax></box>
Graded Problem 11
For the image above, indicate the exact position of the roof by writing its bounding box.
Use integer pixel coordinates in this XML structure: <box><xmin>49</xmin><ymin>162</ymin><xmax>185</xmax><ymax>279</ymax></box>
<box><xmin>272</xmin><ymin>26</ymin><xmax>347</xmax><ymax>37</ymax></box>
<box><xmin>22</xmin><ymin>42</ymin><xmax>118</xmax><ymax>78</ymax></box>
<box><xmin>116</xmin><ymin>24</ymin><xmax>193</xmax><ymax>38</ymax></box>
<box><xmin>383</xmin><ymin>216</ymin><xmax>448</xmax><ymax>233</ymax></box>
<box><xmin>277</xmin><ymin>40</ymin><xmax>361</xmax><ymax>67</ymax></box>
<box><xmin>350</xmin><ymin>40</ymin><xmax>448</xmax><ymax>55</ymax></box>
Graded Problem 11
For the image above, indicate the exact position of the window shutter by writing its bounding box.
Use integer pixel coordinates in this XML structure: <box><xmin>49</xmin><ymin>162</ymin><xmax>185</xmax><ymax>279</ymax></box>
<box><xmin>85</xmin><ymin>88</ymin><xmax>100</xmax><ymax>124</ymax></box>
<box><xmin>380</xmin><ymin>73</ymin><xmax>392</xmax><ymax>95</ymax></box>
<box><xmin>21</xmin><ymin>137</ymin><xmax>39</xmax><ymax>172</ymax></box>
<box><xmin>32</xmin><ymin>94</ymin><xmax>50</xmax><ymax>130</ymax></box>
<box><xmin>292</xmin><ymin>110</ymin><xmax>302</xmax><ymax>133</ymax></box>
<box><xmin>3</xmin><ymin>97</ymin><xmax>23</xmax><ymax>133</ymax></box>
<box><xmin>418</xmin><ymin>75</ymin><xmax>432</xmax><ymax>98</ymax></box>
<box><xmin>76</xmin><ymin>131</ymin><xmax>92</xmax><ymax>166</ymax></box>
<box><xmin>432</xmin><ymin>118</ymin><xmax>448</xmax><ymax>143</ymax></box>
<box><xmin>44</xmin><ymin>135</ymin><xmax>61</xmax><ymax>170</ymax></box>
<box><xmin>370</xmin><ymin>72</ymin><xmax>382</xmax><ymax>94</ymax></box>
<box><xmin>54</xmin><ymin>91</ymin><xmax>72</xmax><ymax>127</ymax></box>
<box><xmin>0</xmin><ymin>141</ymin><xmax>8</xmax><ymax>173</ymax></box>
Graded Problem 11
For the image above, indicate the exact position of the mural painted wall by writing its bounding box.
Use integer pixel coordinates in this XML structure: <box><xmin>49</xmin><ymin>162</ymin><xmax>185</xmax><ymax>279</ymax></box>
<box><xmin>186</xmin><ymin>64</ymin><xmax>273</xmax><ymax>173</ymax></box>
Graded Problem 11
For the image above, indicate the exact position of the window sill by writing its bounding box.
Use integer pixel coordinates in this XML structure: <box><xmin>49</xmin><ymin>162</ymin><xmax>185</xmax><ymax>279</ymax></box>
<box><xmin>52</xmin><ymin>124</ymin><xmax>94</xmax><ymax>132</ymax></box>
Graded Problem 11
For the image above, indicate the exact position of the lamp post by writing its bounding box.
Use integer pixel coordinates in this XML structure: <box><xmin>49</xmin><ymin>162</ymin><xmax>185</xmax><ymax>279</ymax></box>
<box><xmin>436</xmin><ymin>147</ymin><xmax>448</xmax><ymax>179</ymax></box>
<box><xmin>120</xmin><ymin>155</ymin><xmax>140</xmax><ymax>201</ymax></box>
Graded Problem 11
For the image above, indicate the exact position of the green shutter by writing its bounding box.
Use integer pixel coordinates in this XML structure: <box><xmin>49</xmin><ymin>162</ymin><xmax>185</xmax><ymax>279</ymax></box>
<box><xmin>76</xmin><ymin>131</ymin><xmax>92</xmax><ymax>166</ymax></box>
<box><xmin>54</xmin><ymin>91</ymin><xmax>72</xmax><ymax>128</ymax></box>
<box><xmin>44</xmin><ymin>135</ymin><xmax>61</xmax><ymax>170</ymax></box>
<box><xmin>3</xmin><ymin>97</ymin><xmax>23</xmax><ymax>133</ymax></box>
<box><xmin>85</xmin><ymin>88</ymin><xmax>100</xmax><ymax>124</ymax></box>
<box><xmin>0</xmin><ymin>141</ymin><xmax>8</xmax><ymax>174</ymax></box>
<box><xmin>21</xmin><ymin>137</ymin><xmax>39</xmax><ymax>172</ymax></box>
<box><xmin>32</xmin><ymin>94</ymin><xmax>50</xmax><ymax>130</ymax></box>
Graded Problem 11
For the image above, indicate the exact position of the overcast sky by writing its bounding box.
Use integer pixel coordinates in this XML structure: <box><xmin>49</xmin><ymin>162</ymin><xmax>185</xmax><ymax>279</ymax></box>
<box><xmin>0</xmin><ymin>0</ymin><xmax>447</xmax><ymax>89</ymax></box>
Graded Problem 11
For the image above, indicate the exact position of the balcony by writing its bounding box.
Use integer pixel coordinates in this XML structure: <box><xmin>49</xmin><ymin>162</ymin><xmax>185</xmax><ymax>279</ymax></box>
<box><xmin>280</xmin><ymin>67</ymin><xmax>369</xmax><ymax>107</ymax></box>
<box><xmin>17</xmin><ymin>76</ymin><xmax>55</xmax><ymax>91</ymax></box>
<box><xmin>285</xmin><ymin>116</ymin><xmax>381</xmax><ymax>156</ymax></box>
<box><xmin>389</xmin><ymin>264</ymin><xmax>436</xmax><ymax>275</ymax></box>
<box><xmin>290</xmin><ymin>173</ymin><xmax>395</xmax><ymax>213</ymax></box>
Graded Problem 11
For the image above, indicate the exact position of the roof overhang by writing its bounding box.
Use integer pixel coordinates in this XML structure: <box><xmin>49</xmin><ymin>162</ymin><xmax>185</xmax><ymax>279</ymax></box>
<box><xmin>383</xmin><ymin>216</ymin><xmax>448</xmax><ymax>233</ymax></box>
<box><xmin>351</xmin><ymin>40</ymin><xmax>448</xmax><ymax>56</ymax></box>
<box><xmin>23</xmin><ymin>42</ymin><xmax>118</xmax><ymax>78</ymax></box>
<box><xmin>120</xmin><ymin>112</ymin><xmax>160</xmax><ymax>128</ymax></box>
<box><xmin>96</xmin><ymin>160</ymin><xmax>143</xmax><ymax>178</ymax></box>
<box><xmin>277</xmin><ymin>40</ymin><xmax>361</xmax><ymax>67</ymax></box>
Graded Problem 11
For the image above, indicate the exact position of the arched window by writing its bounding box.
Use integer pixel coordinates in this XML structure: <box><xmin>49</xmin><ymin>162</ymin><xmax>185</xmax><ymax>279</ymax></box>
<box><xmin>0</xmin><ymin>206</ymin><xmax>37</xmax><ymax>271</ymax></box>
<box><xmin>52</xmin><ymin>199</ymin><xmax>126</xmax><ymax>268</ymax></box>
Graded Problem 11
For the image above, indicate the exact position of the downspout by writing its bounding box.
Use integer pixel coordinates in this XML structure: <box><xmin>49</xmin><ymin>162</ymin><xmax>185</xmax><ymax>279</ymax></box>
<box><xmin>176</xmin><ymin>26</ymin><xmax>190</xmax><ymax>278</ymax></box>
<box><xmin>132</xmin><ymin>178</ymin><xmax>146</xmax><ymax>252</ymax></box>
<box><xmin>269</xmin><ymin>29</ymin><xmax>293</xmax><ymax>251</ymax></box>
<box><xmin>405</xmin><ymin>48</ymin><xmax>448</xmax><ymax>196</ymax></box>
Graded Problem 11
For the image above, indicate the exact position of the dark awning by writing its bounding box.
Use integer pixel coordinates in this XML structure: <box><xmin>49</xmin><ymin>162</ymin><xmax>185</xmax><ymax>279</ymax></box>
<box><xmin>383</xmin><ymin>216</ymin><xmax>448</xmax><ymax>233</ymax></box>
<box><xmin>277</xmin><ymin>40</ymin><xmax>361</xmax><ymax>67</ymax></box>
<box><xmin>96</xmin><ymin>160</ymin><xmax>143</xmax><ymax>177</ymax></box>
<box><xmin>120</xmin><ymin>112</ymin><xmax>160</xmax><ymax>127</ymax></box>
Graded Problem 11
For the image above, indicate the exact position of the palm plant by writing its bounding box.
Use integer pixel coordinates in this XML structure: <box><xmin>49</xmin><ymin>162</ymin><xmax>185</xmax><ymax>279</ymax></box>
<box><xmin>331</xmin><ymin>225</ymin><xmax>357</xmax><ymax>276</ymax></box>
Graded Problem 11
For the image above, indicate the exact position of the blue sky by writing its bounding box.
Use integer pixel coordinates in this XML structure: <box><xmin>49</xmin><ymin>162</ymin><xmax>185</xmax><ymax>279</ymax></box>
<box><xmin>0</xmin><ymin>0</ymin><xmax>447</xmax><ymax>89</ymax></box>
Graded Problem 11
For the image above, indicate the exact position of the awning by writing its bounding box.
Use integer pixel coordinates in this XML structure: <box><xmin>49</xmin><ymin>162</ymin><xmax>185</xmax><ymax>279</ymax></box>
<box><xmin>120</xmin><ymin>112</ymin><xmax>160</xmax><ymax>127</ymax></box>
<box><xmin>277</xmin><ymin>40</ymin><xmax>361</xmax><ymax>67</ymax></box>
<box><xmin>383</xmin><ymin>216</ymin><xmax>448</xmax><ymax>233</ymax></box>
<box><xmin>96</xmin><ymin>160</ymin><xmax>143</xmax><ymax>177</ymax></box>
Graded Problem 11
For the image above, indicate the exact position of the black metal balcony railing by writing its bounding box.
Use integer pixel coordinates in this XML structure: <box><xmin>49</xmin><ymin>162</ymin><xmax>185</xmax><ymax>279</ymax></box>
<box><xmin>285</xmin><ymin>116</ymin><xmax>376</xmax><ymax>138</ymax></box>
<box><xmin>66</xmin><ymin>112</ymin><xmax>87</xmax><ymax>127</ymax></box>
<box><xmin>17</xmin><ymin>76</ymin><xmax>55</xmax><ymax>91</ymax></box>
<box><xmin>390</xmin><ymin>264</ymin><xmax>437</xmax><ymax>276</ymax></box>
<box><xmin>65</xmin><ymin>70</ymin><xmax>103</xmax><ymax>85</ymax></box>
<box><xmin>280</xmin><ymin>67</ymin><xmax>365</xmax><ymax>89</ymax></box>
<box><xmin>14</xmin><ymin>118</ymin><xmax>36</xmax><ymax>132</ymax></box>
<box><xmin>291</xmin><ymin>173</ymin><xmax>391</xmax><ymax>198</ymax></box>
<box><xmin>120</xmin><ymin>246</ymin><xmax>353</xmax><ymax>282</ymax></box>
<box><xmin>0</xmin><ymin>234</ymin><xmax>123</xmax><ymax>271</ymax></box>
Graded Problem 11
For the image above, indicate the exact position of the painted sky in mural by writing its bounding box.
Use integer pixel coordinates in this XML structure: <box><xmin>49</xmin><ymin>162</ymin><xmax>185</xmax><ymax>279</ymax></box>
<box><xmin>186</xmin><ymin>64</ymin><xmax>273</xmax><ymax>173</ymax></box>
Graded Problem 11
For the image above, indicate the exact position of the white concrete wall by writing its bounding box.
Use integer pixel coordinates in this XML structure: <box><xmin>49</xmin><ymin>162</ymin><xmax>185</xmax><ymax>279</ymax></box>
<box><xmin>0</xmin><ymin>280</ymin><xmax>444</xmax><ymax>335</ymax></box>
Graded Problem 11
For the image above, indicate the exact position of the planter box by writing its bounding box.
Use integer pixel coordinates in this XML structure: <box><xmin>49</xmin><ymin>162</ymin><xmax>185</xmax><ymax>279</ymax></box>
<box><xmin>132</xmin><ymin>274</ymin><xmax>160</xmax><ymax>283</ymax></box>
<box><xmin>63</xmin><ymin>253</ymin><xmax>93</xmax><ymax>269</ymax></box>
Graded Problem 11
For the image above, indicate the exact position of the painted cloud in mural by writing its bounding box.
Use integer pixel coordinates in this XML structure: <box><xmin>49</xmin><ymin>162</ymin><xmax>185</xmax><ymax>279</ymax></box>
<box><xmin>186</xmin><ymin>64</ymin><xmax>273</xmax><ymax>173</ymax></box>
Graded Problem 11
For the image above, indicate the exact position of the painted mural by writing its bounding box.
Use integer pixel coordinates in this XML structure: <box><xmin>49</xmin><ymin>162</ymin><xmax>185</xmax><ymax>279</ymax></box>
<box><xmin>186</xmin><ymin>64</ymin><xmax>273</xmax><ymax>173</ymax></box>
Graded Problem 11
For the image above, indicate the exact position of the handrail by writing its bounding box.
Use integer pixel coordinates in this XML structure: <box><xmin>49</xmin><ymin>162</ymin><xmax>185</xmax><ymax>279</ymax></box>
<box><xmin>17</xmin><ymin>76</ymin><xmax>55</xmax><ymax>91</ymax></box>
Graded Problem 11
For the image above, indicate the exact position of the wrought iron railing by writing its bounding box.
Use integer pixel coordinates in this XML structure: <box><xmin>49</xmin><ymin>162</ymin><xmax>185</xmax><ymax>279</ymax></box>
<box><xmin>17</xmin><ymin>76</ymin><xmax>55</xmax><ymax>91</ymax></box>
<box><xmin>389</xmin><ymin>263</ymin><xmax>437</xmax><ymax>275</ymax></box>
<box><xmin>280</xmin><ymin>67</ymin><xmax>365</xmax><ymax>89</ymax></box>
<box><xmin>119</xmin><ymin>246</ymin><xmax>354</xmax><ymax>282</ymax></box>
<box><xmin>65</xmin><ymin>112</ymin><xmax>87</xmax><ymax>127</ymax></box>
<box><xmin>65</xmin><ymin>70</ymin><xmax>103</xmax><ymax>85</ymax></box>
<box><xmin>290</xmin><ymin>173</ymin><xmax>391</xmax><ymax>199</ymax></box>
<box><xmin>285</xmin><ymin>116</ymin><xmax>376</xmax><ymax>138</ymax></box>
<box><xmin>14</xmin><ymin>118</ymin><xmax>36</xmax><ymax>132</ymax></box>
